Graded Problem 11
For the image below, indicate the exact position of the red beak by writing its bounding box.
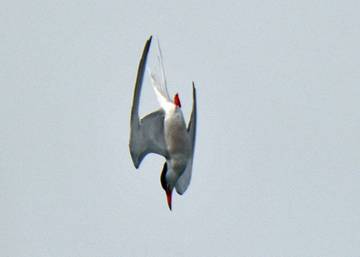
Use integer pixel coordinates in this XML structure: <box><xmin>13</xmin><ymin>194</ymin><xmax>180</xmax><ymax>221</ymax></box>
<box><xmin>166</xmin><ymin>190</ymin><xmax>172</xmax><ymax>211</ymax></box>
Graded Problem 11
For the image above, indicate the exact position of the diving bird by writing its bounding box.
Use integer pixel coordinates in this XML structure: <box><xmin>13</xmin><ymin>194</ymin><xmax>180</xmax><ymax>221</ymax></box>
<box><xmin>129</xmin><ymin>36</ymin><xmax>197</xmax><ymax>210</ymax></box>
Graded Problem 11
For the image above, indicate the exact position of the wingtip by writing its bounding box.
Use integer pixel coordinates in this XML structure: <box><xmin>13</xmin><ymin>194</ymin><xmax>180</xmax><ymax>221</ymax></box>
<box><xmin>129</xmin><ymin>149</ymin><xmax>141</xmax><ymax>169</ymax></box>
<box><xmin>145</xmin><ymin>36</ymin><xmax>153</xmax><ymax>47</ymax></box>
<box><xmin>192</xmin><ymin>82</ymin><xmax>196</xmax><ymax>95</ymax></box>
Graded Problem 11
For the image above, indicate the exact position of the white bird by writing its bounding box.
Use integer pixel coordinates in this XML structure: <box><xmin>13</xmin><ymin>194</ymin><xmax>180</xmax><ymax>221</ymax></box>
<box><xmin>129</xmin><ymin>36</ymin><xmax>197</xmax><ymax>210</ymax></box>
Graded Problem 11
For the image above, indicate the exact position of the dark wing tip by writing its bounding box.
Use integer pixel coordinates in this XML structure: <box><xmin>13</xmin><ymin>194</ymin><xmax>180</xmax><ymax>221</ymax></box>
<box><xmin>192</xmin><ymin>82</ymin><xmax>197</xmax><ymax>97</ymax></box>
<box><xmin>144</xmin><ymin>36</ymin><xmax>153</xmax><ymax>53</ymax></box>
<box><xmin>192</xmin><ymin>81</ymin><xmax>196</xmax><ymax>100</ymax></box>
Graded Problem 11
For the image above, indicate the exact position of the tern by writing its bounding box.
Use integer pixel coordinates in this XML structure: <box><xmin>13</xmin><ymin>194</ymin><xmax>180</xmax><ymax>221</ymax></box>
<box><xmin>129</xmin><ymin>36</ymin><xmax>197</xmax><ymax>210</ymax></box>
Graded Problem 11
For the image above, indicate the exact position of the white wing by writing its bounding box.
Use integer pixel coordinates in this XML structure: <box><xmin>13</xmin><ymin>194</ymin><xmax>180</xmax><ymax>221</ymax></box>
<box><xmin>148</xmin><ymin>37</ymin><xmax>174</xmax><ymax>112</ymax></box>
<box><xmin>156</xmin><ymin>36</ymin><xmax>169</xmax><ymax>98</ymax></box>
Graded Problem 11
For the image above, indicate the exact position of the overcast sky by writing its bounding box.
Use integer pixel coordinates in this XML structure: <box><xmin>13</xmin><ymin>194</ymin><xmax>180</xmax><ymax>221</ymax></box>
<box><xmin>1</xmin><ymin>1</ymin><xmax>360</xmax><ymax>256</ymax></box>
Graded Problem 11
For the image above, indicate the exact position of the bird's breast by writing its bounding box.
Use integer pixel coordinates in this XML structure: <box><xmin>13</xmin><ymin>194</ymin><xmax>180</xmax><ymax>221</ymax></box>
<box><xmin>164</xmin><ymin>110</ymin><xmax>191</xmax><ymax>163</ymax></box>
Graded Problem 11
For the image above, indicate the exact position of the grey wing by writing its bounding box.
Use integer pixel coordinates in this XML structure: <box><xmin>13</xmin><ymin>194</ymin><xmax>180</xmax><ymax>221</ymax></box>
<box><xmin>130</xmin><ymin>110</ymin><xmax>168</xmax><ymax>168</ymax></box>
<box><xmin>175</xmin><ymin>82</ymin><xmax>197</xmax><ymax>194</ymax></box>
<box><xmin>129</xmin><ymin>36</ymin><xmax>168</xmax><ymax>168</ymax></box>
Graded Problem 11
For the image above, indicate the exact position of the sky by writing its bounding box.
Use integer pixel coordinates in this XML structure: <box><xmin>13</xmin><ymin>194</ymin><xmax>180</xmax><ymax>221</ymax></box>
<box><xmin>1</xmin><ymin>1</ymin><xmax>360</xmax><ymax>256</ymax></box>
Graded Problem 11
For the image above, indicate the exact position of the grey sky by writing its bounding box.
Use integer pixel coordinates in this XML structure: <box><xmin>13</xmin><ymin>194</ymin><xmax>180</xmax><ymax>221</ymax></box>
<box><xmin>1</xmin><ymin>1</ymin><xmax>359</xmax><ymax>256</ymax></box>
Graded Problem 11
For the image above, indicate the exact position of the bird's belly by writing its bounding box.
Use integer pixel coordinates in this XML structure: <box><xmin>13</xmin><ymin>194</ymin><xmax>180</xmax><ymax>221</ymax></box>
<box><xmin>164</xmin><ymin>113</ymin><xmax>191</xmax><ymax>161</ymax></box>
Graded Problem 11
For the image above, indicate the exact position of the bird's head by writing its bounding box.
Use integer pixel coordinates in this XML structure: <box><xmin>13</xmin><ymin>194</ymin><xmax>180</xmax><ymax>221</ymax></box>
<box><xmin>160</xmin><ymin>162</ymin><xmax>173</xmax><ymax>210</ymax></box>
<box><xmin>174</xmin><ymin>93</ymin><xmax>181</xmax><ymax>108</ymax></box>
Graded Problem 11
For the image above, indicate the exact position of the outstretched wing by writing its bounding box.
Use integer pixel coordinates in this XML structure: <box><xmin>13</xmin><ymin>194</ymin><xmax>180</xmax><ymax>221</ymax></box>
<box><xmin>129</xmin><ymin>36</ymin><xmax>168</xmax><ymax>168</ymax></box>
<box><xmin>175</xmin><ymin>82</ymin><xmax>197</xmax><ymax>194</ymax></box>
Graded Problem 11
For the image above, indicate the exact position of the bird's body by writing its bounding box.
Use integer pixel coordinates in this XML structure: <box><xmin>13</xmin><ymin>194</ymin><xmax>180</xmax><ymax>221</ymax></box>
<box><xmin>129</xmin><ymin>36</ymin><xmax>197</xmax><ymax>210</ymax></box>
<box><xmin>164</xmin><ymin>107</ymin><xmax>191</xmax><ymax>188</ymax></box>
